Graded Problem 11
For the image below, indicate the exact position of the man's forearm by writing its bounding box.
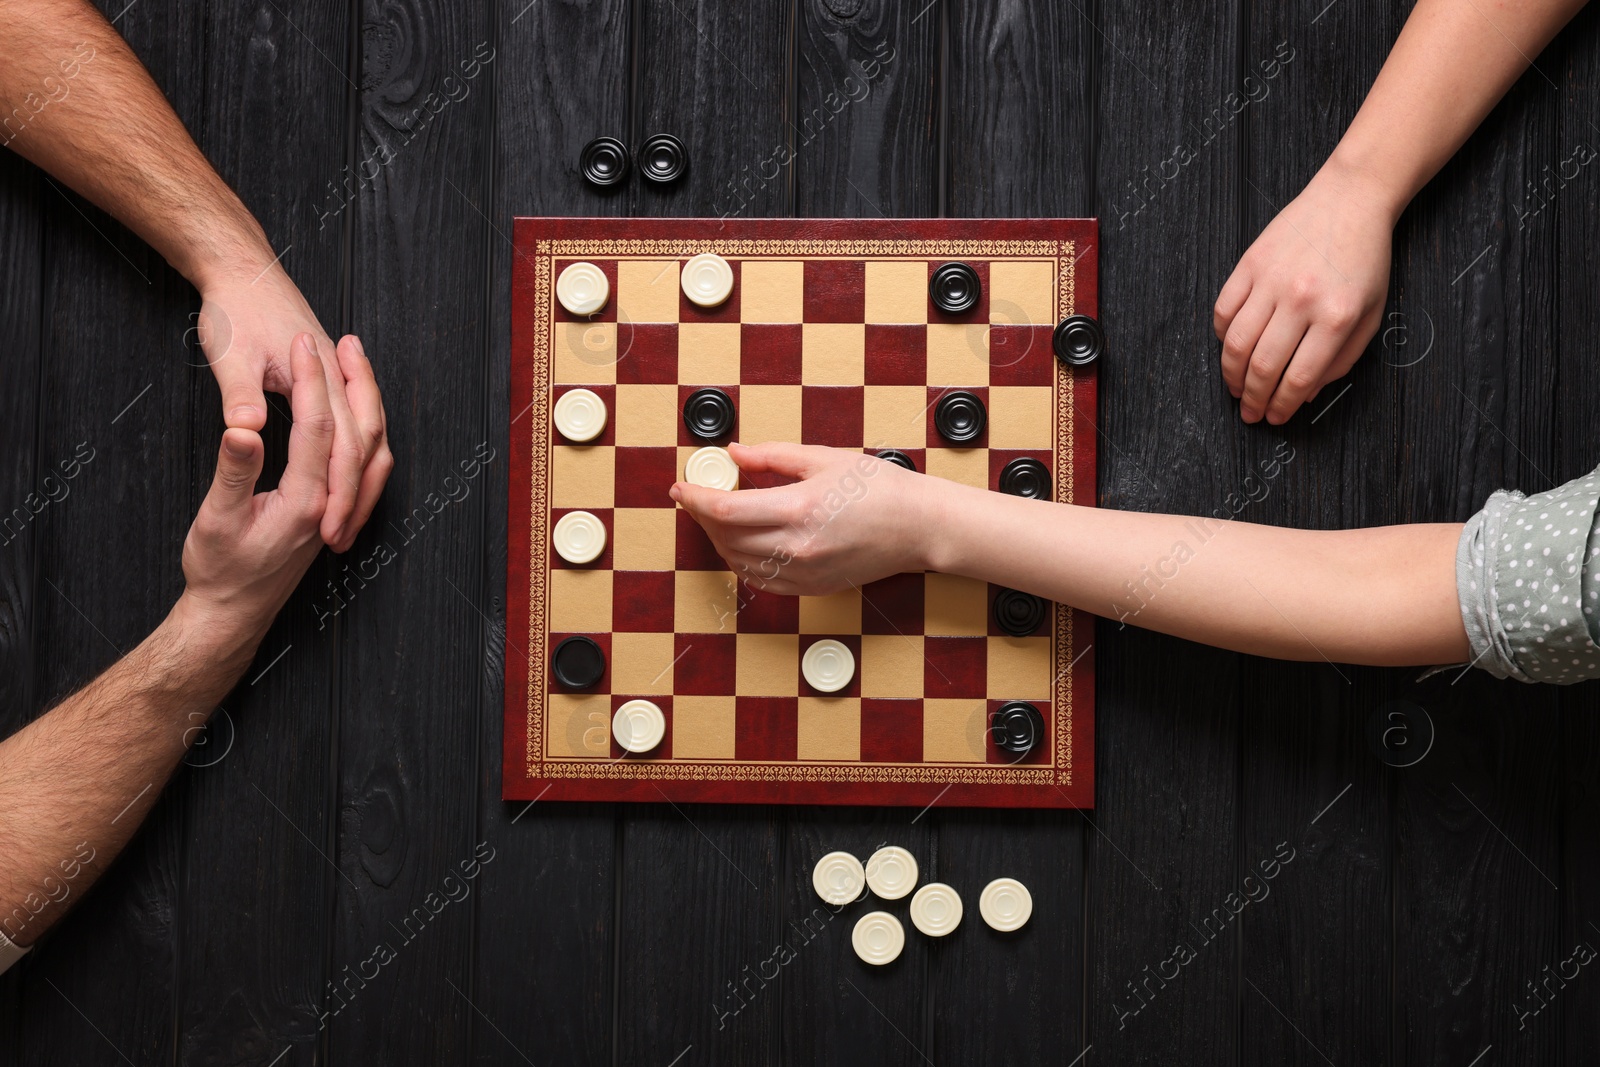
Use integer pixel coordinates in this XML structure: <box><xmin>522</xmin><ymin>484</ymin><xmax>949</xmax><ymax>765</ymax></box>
<box><xmin>0</xmin><ymin>0</ymin><xmax>276</xmax><ymax>288</ymax></box>
<box><xmin>925</xmin><ymin>484</ymin><xmax>1469</xmax><ymax>667</ymax></box>
<box><xmin>1326</xmin><ymin>0</ymin><xmax>1586</xmax><ymax>223</ymax></box>
<box><xmin>0</xmin><ymin>595</ymin><xmax>260</xmax><ymax>947</ymax></box>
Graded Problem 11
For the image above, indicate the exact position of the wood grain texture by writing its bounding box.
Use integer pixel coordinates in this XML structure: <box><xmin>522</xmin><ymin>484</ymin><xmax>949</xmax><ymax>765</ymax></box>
<box><xmin>793</xmin><ymin>0</ymin><xmax>938</xmax><ymax>218</ymax></box>
<box><xmin>170</xmin><ymin>3</ymin><xmax>352</xmax><ymax>1064</ymax></box>
<box><xmin>1388</xmin><ymin>8</ymin><xmax>1563</xmax><ymax>1064</ymax></box>
<box><xmin>470</xmin><ymin>0</ymin><xmax>632</xmax><ymax>1063</ymax></box>
<box><xmin>1</xmin><ymin>0</ymin><xmax>1597</xmax><ymax>1061</ymax></box>
<box><xmin>327</xmin><ymin>0</ymin><xmax>496</xmax><ymax>1061</ymax></box>
<box><xmin>14</xmin><ymin>1</ymin><xmax>205</xmax><ymax>1061</ymax></box>
<box><xmin>612</xmin><ymin>5</ymin><xmax>792</xmax><ymax>1064</ymax></box>
<box><xmin>1556</xmin><ymin>5</ymin><xmax>1600</xmax><ymax>1063</ymax></box>
<box><xmin>1235</xmin><ymin>5</ymin><xmax>1401</xmax><ymax>1065</ymax></box>
<box><xmin>936</xmin><ymin>2</ymin><xmax>1089</xmax><ymax>1062</ymax></box>
<box><xmin>0</xmin><ymin>124</ymin><xmax>42</xmax><ymax>1057</ymax></box>
<box><xmin>1081</xmin><ymin>0</ymin><xmax>1245</xmax><ymax>1063</ymax></box>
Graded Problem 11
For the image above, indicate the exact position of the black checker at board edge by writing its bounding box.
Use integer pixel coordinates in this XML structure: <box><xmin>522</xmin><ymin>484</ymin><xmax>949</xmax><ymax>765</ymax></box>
<box><xmin>991</xmin><ymin>700</ymin><xmax>1046</xmax><ymax>756</ymax></box>
<box><xmin>998</xmin><ymin>456</ymin><xmax>1051</xmax><ymax>500</ymax></box>
<box><xmin>993</xmin><ymin>588</ymin><xmax>1048</xmax><ymax>637</ymax></box>
<box><xmin>579</xmin><ymin>136</ymin><xmax>630</xmax><ymax>187</ymax></box>
<box><xmin>683</xmin><ymin>387</ymin><xmax>736</xmax><ymax>440</ymax></box>
<box><xmin>1052</xmin><ymin>314</ymin><xmax>1104</xmax><ymax>366</ymax></box>
<box><xmin>874</xmin><ymin>448</ymin><xmax>918</xmax><ymax>472</ymax></box>
<box><xmin>552</xmin><ymin>635</ymin><xmax>606</xmax><ymax>689</ymax></box>
<box><xmin>928</xmin><ymin>262</ymin><xmax>981</xmax><ymax>314</ymax></box>
<box><xmin>639</xmin><ymin>133</ymin><xmax>687</xmax><ymax>183</ymax></box>
<box><xmin>933</xmin><ymin>390</ymin><xmax>986</xmax><ymax>443</ymax></box>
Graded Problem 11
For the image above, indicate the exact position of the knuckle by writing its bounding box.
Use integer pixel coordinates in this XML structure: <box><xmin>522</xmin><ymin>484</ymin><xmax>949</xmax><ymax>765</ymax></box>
<box><xmin>1282</xmin><ymin>367</ymin><xmax>1318</xmax><ymax>394</ymax></box>
<box><xmin>299</xmin><ymin>410</ymin><xmax>337</xmax><ymax>439</ymax></box>
<box><xmin>363</xmin><ymin>419</ymin><xmax>387</xmax><ymax>451</ymax></box>
<box><xmin>191</xmin><ymin>512</ymin><xmax>226</xmax><ymax>543</ymax></box>
<box><xmin>1288</xmin><ymin>275</ymin><xmax>1318</xmax><ymax>307</ymax></box>
<box><xmin>1322</xmin><ymin>298</ymin><xmax>1359</xmax><ymax>330</ymax></box>
<box><xmin>1222</xmin><ymin>330</ymin><xmax>1253</xmax><ymax>359</ymax></box>
<box><xmin>336</xmin><ymin>440</ymin><xmax>366</xmax><ymax>469</ymax></box>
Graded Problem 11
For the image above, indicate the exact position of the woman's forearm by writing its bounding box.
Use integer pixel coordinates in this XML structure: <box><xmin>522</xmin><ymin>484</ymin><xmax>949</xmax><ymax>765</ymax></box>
<box><xmin>1328</xmin><ymin>0</ymin><xmax>1586</xmax><ymax>222</ymax></box>
<box><xmin>926</xmin><ymin>483</ymin><xmax>1468</xmax><ymax>666</ymax></box>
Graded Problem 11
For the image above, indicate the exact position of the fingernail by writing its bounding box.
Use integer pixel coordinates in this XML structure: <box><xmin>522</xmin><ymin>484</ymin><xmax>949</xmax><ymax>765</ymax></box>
<box><xmin>332</xmin><ymin>524</ymin><xmax>347</xmax><ymax>544</ymax></box>
<box><xmin>1228</xmin><ymin>387</ymin><xmax>1240</xmax><ymax>399</ymax></box>
<box><xmin>228</xmin><ymin>405</ymin><xmax>259</xmax><ymax>426</ymax></box>
<box><xmin>352</xmin><ymin>336</ymin><xmax>365</xmax><ymax>358</ymax></box>
<box><xmin>1240</xmin><ymin>406</ymin><xmax>1259</xmax><ymax>421</ymax></box>
<box><xmin>669</xmin><ymin>485</ymin><xmax>682</xmax><ymax>503</ymax></box>
<box><xmin>224</xmin><ymin>436</ymin><xmax>251</xmax><ymax>460</ymax></box>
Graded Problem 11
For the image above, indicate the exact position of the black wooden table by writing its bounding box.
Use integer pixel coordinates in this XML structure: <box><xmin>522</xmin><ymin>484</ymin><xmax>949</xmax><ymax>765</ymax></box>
<box><xmin>3</xmin><ymin>1</ymin><xmax>1597</xmax><ymax>1063</ymax></box>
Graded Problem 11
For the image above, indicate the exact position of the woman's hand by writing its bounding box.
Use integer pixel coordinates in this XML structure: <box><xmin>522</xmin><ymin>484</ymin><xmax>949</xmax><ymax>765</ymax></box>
<box><xmin>671</xmin><ymin>442</ymin><xmax>942</xmax><ymax>597</ymax></box>
<box><xmin>1213</xmin><ymin>160</ymin><xmax>1396</xmax><ymax>424</ymax></box>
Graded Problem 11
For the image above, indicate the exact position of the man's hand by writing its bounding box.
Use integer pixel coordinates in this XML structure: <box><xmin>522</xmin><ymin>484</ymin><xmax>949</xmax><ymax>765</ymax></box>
<box><xmin>197</xmin><ymin>267</ymin><xmax>391</xmax><ymax>554</ymax></box>
<box><xmin>672</xmin><ymin>442</ymin><xmax>936</xmax><ymax>597</ymax></box>
<box><xmin>176</xmin><ymin>332</ymin><xmax>338</xmax><ymax>652</ymax></box>
<box><xmin>1213</xmin><ymin>163</ymin><xmax>1395</xmax><ymax>425</ymax></box>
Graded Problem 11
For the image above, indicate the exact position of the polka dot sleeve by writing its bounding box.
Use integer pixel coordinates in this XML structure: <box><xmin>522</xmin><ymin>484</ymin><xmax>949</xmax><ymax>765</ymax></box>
<box><xmin>1456</xmin><ymin>467</ymin><xmax>1600</xmax><ymax>683</ymax></box>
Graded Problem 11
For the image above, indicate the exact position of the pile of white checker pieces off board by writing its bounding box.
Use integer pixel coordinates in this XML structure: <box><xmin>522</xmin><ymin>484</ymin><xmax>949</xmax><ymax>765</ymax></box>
<box><xmin>813</xmin><ymin>847</ymin><xmax>1032</xmax><ymax>965</ymax></box>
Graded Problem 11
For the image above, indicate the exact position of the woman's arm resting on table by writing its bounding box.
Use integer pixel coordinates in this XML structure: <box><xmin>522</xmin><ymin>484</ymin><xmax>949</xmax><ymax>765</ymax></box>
<box><xmin>674</xmin><ymin>442</ymin><xmax>1468</xmax><ymax>667</ymax></box>
<box><xmin>1215</xmin><ymin>0</ymin><xmax>1586</xmax><ymax>425</ymax></box>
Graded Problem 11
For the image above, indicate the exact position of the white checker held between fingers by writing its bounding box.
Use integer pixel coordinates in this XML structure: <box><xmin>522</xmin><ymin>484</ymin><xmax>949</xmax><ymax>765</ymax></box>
<box><xmin>802</xmin><ymin>639</ymin><xmax>855</xmax><ymax>693</ymax></box>
<box><xmin>909</xmin><ymin>883</ymin><xmax>963</xmax><ymax>937</ymax></box>
<box><xmin>979</xmin><ymin>877</ymin><xmax>1032</xmax><ymax>932</ymax></box>
<box><xmin>812</xmin><ymin>851</ymin><xmax>866</xmax><ymax>905</ymax></box>
<box><xmin>552</xmin><ymin>510</ymin><xmax>607</xmax><ymax>565</ymax></box>
<box><xmin>680</xmin><ymin>252</ymin><xmax>734</xmax><ymax>308</ymax></box>
<box><xmin>864</xmin><ymin>846</ymin><xmax>918</xmax><ymax>900</ymax></box>
<box><xmin>556</xmin><ymin>261</ymin><xmax>610</xmax><ymax>316</ymax></box>
<box><xmin>852</xmin><ymin>911</ymin><xmax>905</xmax><ymax>965</ymax></box>
<box><xmin>612</xmin><ymin>699</ymin><xmax>666</xmax><ymax>753</ymax></box>
<box><xmin>553</xmin><ymin>387</ymin><xmax>608</xmax><ymax>442</ymax></box>
<box><xmin>684</xmin><ymin>446</ymin><xmax>740</xmax><ymax>491</ymax></box>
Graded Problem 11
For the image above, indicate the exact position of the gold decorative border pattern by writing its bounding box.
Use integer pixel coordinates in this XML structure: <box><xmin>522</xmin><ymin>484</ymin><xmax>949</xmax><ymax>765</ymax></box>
<box><xmin>539</xmin><ymin>238</ymin><xmax>1059</xmax><ymax>258</ymax></box>
<box><xmin>544</xmin><ymin>761</ymin><xmax>1056</xmax><ymax>785</ymax></box>
<box><xmin>526</xmin><ymin>254</ymin><xmax>553</xmax><ymax>769</ymax></box>
<box><xmin>1060</xmin><ymin>241</ymin><xmax>1076</xmax><ymax>319</ymax></box>
<box><xmin>523</xmin><ymin>234</ymin><xmax>1084</xmax><ymax>789</ymax></box>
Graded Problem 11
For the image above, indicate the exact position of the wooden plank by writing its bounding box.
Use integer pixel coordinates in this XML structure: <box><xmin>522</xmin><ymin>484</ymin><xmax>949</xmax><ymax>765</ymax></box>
<box><xmin>1387</xmin><ymin>22</ymin><xmax>1563</xmax><ymax>1067</ymax></box>
<box><xmin>13</xmin><ymin>0</ymin><xmax>205</xmax><ymax>1059</ymax></box>
<box><xmin>611</xmin><ymin>3</ymin><xmax>791</xmax><ymax>1063</ymax></box>
<box><xmin>326</xmin><ymin>1</ymin><xmax>495</xmax><ymax>1061</ymax></box>
<box><xmin>792</xmin><ymin>0</ymin><xmax>938</xmax><ymax>218</ymax></box>
<box><xmin>0</xmin><ymin>133</ymin><xmax>43</xmax><ymax>1052</ymax></box>
<box><xmin>167</xmin><ymin>3</ymin><xmax>351</xmax><ymax>1064</ymax></box>
<box><xmin>1081</xmin><ymin>0</ymin><xmax>1245</xmax><ymax>1061</ymax></box>
<box><xmin>1234</xmin><ymin>5</ymin><xmax>1401</xmax><ymax>1064</ymax></box>
<box><xmin>932</xmin><ymin>2</ymin><xmax>1088</xmax><ymax>1063</ymax></box>
<box><xmin>1553</xmin><ymin>6</ymin><xmax>1600</xmax><ymax>1063</ymax></box>
<box><xmin>468</xmin><ymin>0</ymin><xmax>632</xmax><ymax>1062</ymax></box>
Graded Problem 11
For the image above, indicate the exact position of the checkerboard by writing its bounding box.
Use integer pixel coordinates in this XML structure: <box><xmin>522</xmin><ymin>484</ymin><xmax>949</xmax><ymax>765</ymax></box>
<box><xmin>506</xmin><ymin>218</ymin><xmax>1096</xmax><ymax>808</ymax></box>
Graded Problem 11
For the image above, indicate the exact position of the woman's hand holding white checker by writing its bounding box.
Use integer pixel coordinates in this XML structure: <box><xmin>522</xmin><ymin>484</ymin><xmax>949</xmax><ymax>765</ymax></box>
<box><xmin>671</xmin><ymin>442</ymin><xmax>937</xmax><ymax>598</ymax></box>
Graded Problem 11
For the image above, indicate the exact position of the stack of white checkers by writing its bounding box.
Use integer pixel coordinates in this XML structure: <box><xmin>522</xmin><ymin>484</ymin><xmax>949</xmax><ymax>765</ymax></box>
<box><xmin>812</xmin><ymin>847</ymin><xmax>1032</xmax><ymax>964</ymax></box>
